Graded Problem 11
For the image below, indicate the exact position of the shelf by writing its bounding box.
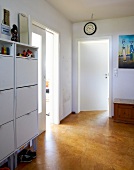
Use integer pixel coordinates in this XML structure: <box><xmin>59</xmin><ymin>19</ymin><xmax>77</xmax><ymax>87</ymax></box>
<box><xmin>0</xmin><ymin>38</ymin><xmax>13</xmax><ymax>45</ymax></box>
<box><xmin>16</xmin><ymin>56</ymin><xmax>37</xmax><ymax>60</ymax></box>
<box><xmin>0</xmin><ymin>54</ymin><xmax>13</xmax><ymax>57</ymax></box>
<box><xmin>15</xmin><ymin>42</ymin><xmax>38</xmax><ymax>49</ymax></box>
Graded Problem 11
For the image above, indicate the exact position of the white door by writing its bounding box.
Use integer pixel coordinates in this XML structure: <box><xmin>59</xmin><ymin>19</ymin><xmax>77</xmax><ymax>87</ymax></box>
<box><xmin>46</xmin><ymin>29</ymin><xmax>60</xmax><ymax>125</ymax></box>
<box><xmin>79</xmin><ymin>39</ymin><xmax>109</xmax><ymax>111</ymax></box>
<box><xmin>32</xmin><ymin>24</ymin><xmax>46</xmax><ymax>134</ymax></box>
<box><xmin>46</xmin><ymin>31</ymin><xmax>53</xmax><ymax>124</ymax></box>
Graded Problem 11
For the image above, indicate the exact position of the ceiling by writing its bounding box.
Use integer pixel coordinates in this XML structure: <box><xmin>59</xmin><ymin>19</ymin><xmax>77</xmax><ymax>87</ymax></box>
<box><xmin>45</xmin><ymin>0</ymin><xmax>134</xmax><ymax>23</ymax></box>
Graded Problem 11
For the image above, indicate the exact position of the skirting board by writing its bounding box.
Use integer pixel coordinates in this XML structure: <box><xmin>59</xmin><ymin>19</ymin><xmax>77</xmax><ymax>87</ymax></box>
<box><xmin>60</xmin><ymin>112</ymin><xmax>76</xmax><ymax>123</ymax></box>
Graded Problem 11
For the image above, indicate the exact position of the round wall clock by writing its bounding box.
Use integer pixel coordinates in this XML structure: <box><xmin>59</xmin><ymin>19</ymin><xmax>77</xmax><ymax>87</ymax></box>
<box><xmin>84</xmin><ymin>22</ymin><xmax>97</xmax><ymax>35</ymax></box>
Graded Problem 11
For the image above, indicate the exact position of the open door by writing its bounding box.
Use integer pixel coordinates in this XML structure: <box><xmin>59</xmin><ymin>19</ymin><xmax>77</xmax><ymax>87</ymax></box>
<box><xmin>32</xmin><ymin>24</ymin><xmax>46</xmax><ymax>134</ymax></box>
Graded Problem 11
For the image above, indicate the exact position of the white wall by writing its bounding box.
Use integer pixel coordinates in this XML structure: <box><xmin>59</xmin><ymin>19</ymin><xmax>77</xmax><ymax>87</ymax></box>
<box><xmin>73</xmin><ymin>16</ymin><xmax>134</xmax><ymax>116</ymax></box>
<box><xmin>0</xmin><ymin>0</ymin><xmax>72</xmax><ymax>121</ymax></box>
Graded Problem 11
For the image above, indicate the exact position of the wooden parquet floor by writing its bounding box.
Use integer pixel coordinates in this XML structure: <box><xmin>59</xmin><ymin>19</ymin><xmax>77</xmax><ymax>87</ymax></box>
<box><xmin>16</xmin><ymin>111</ymin><xmax>134</xmax><ymax>170</ymax></box>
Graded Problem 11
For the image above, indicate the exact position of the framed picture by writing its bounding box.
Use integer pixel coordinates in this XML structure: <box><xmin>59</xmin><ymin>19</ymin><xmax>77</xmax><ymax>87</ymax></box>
<box><xmin>118</xmin><ymin>35</ymin><xmax>134</xmax><ymax>68</ymax></box>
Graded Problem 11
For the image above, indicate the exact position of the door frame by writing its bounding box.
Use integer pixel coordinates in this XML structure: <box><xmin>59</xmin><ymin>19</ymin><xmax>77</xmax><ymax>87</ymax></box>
<box><xmin>32</xmin><ymin>22</ymin><xmax>46</xmax><ymax>134</ymax></box>
<box><xmin>77</xmin><ymin>36</ymin><xmax>113</xmax><ymax>117</ymax></box>
<box><xmin>31</xmin><ymin>20</ymin><xmax>60</xmax><ymax>125</ymax></box>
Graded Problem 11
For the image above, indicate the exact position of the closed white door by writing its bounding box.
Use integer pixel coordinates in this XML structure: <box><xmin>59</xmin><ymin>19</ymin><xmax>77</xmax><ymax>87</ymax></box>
<box><xmin>79</xmin><ymin>39</ymin><xmax>109</xmax><ymax>111</ymax></box>
<box><xmin>32</xmin><ymin>24</ymin><xmax>46</xmax><ymax>134</ymax></box>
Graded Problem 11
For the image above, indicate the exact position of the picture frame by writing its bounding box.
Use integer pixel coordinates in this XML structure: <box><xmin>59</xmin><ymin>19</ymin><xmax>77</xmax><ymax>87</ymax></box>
<box><xmin>118</xmin><ymin>35</ymin><xmax>134</xmax><ymax>69</ymax></box>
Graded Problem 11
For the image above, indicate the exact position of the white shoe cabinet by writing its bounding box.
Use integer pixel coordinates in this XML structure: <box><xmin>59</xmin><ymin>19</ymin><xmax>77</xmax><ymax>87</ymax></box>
<box><xmin>0</xmin><ymin>39</ymin><xmax>38</xmax><ymax>169</ymax></box>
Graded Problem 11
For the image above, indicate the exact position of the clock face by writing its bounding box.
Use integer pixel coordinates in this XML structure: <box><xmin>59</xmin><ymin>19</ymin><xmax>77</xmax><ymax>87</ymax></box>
<box><xmin>84</xmin><ymin>22</ymin><xmax>97</xmax><ymax>35</ymax></box>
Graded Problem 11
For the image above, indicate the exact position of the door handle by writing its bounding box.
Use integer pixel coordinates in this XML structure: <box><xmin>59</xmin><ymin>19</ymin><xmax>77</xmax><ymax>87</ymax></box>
<box><xmin>105</xmin><ymin>74</ymin><xmax>107</xmax><ymax>78</ymax></box>
<box><xmin>105</xmin><ymin>74</ymin><xmax>108</xmax><ymax>78</ymax></box>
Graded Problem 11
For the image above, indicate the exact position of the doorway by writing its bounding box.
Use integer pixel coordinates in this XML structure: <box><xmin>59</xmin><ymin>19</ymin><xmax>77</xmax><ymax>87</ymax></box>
<box><xmin>45</xmin><ymin>30</ymin><xmax>53</xmax><ymax>127</ymax></box>
<box><xmin>32</xmin><ymin>22</ymin><xmax>60</xmax><ymax>135</ymax></box>
<box><xmin>32</xmin><ymin>24</ymin><xmax>46</xmax><ymax>134</ymax></box>
<box><xmin>78</xmin><ymin>38</ymin><xmax>111</xmax><ymax>112</ymax></box>
<box><xmin>45</xmin><ymin>28</ymin><xmax>60</xmax><ymax>125</ymax></box>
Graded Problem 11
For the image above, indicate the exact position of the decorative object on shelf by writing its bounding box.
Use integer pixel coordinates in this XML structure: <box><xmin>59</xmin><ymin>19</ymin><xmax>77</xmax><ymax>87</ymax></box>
<box><xmin>118</xmin><ymin>35</ymin><xmax>134</xmax><ymax>68</ymax></box>
<box><xmin>11</xmin><ymin>24</ymin><xmax>18</xmax><ymax>42</ymax></box>
<box><xmin>17</xmin><ymin>49</ymin><xmax>33</xmax><ymax>58</ymax></box>
<box><xmin>0</xmin><ymin>9</ymin><xmax>10</xmax><ymax>40</ymax></box>
<box><xmin>3</xmin><ymin>9</ymin><xmax>10</xmax><ymax>26</ymax></box>
<box><xmin>1</xmin><ymin>47</ymin><xmax>6</xmax><ymax>54</ymax></box>
<box><xmin>1</xmin><ymin>46</ymin><xmax>10</xmax><ymax>55</ymax></box>
<box><xmin>17</xmin><ymin>53</ymin><xmax>22</xmax><ymax>57</ymax></box>
<box><xmin>84</xmin><ymin>22</ymin><xmax>97</xmax><ymax>35</ymax></box>
<box><xmin>26</xmin><ymin>49</ymin><xmax>33</xmax><ymax>58</ymax></box>
<box><xmin>18</xmin><ymin>13</ymin><xmax>29</xmax><ymax>44</ymax></box>
<box><xmin>22</xmin><ymin>50</ymin><xmax>27</xmax><ymax>57</ymax></box>
<box><xmin>6</xmin><ymin>47</ymin><xmax>10</xmax><ymax>55</ymax></box>
<box><xmin>1</xmin><ymin>24</ymin><xmax>10</xmax><ymax>36</ymax></box>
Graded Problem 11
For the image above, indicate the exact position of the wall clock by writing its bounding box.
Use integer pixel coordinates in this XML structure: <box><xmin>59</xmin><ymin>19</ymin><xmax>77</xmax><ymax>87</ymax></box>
<box><xmin>84</xmin><ymin>22</ymin><xmax>97</xmax><ymax>35</ymax></box>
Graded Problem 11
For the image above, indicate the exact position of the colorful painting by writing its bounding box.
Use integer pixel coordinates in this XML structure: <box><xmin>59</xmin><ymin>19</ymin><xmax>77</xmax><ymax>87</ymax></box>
<box><xmin>118</xmin><ymin>35</ymin><xmax>134</xmax><ymax>68</ymax></box>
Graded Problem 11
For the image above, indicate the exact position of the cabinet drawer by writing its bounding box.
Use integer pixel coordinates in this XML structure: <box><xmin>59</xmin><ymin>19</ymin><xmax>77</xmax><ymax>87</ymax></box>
<box><xmin>114</xmin><ymin>103</ymin><xmax>134</xmax><ymax>124</ymax></box>
<box><xmin>131</xmin><ymin>113</ymin><xmax>134</xmax><ymax>119</ymax></box>
<box><xmin>0</xmin><ymin>121</ymin><xmax>14</xmax><ymax>161</ymax></box>
<box><xmin>16</xmin><ymin>110</ymin><xmax>38</xmax><ymax>148</ymax></box>
<box><xmin>16</xmin><ymin>58</ymin><xmax>38</xmax><ymax>87</ymax></box>
<box><xmin>0</xmin><ymin>56</ymin><xmax>14</xmax><ymax>90</ymax></box>
<box><xmin>118</xmin><ymin>104</ymin><xmax>134</xmax><ymax>109</ymax></box>
<box><xmin>16</xmin><ymin>85</ymin><xmax>38</xmax><ymax>118</ymax></box>
<box><xmin>118</xmin><ymin>108</ymin><xmax>131</xmax><ymax>120</ymax></box>
<box><xmin>0</xmin><ymin>89</ymin><xmax>14</xmax><ymax>125</ymax></box>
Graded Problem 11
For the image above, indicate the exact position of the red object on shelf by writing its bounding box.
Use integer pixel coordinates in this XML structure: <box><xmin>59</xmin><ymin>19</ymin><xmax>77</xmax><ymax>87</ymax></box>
<box><xmin>1</xmin><ymin>47</ymin><xmax>4</xmax><ymax>54</ymax></box>
<box><xmin>22</xmin><ymin>50</ymin><xmax>27</xmax><ymax>57</ymax></box>
<box><xmin>0</xmin><ymin>168</ymin><xmax>10</xmax><ymax>170</ymax></box>
<box><xmin>26</xmin><ymin>49</ymin><xmax>33</xmax><ymax>57</ymax></box>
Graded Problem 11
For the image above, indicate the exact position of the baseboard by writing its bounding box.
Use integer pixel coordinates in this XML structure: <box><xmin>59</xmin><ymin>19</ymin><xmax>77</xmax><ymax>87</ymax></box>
<box><xmin>60</xmin><ymin>112</ymin><xmax>74</xmax><ymax>123</ymax></box>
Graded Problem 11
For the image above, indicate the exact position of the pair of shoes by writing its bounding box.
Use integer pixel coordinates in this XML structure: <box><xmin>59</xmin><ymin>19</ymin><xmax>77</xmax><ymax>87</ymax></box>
<box><xmin>18</xmin><ymin>149</ymin><xmax>36</xmax><ymax>163</ymax></box>
<box><xmin>26</xmin><ymin>150</ymin><xmax>36</xmax><ymax>159</ymax></box>
<box><xmin>21</xmin><ymin>149</ymin><xmax>36</xmax><ymax>159</ymax></box>
<box><xmin>19</xmin><ymin>155</ymin><xmax>32</xmax><ymax>163</ymax></box>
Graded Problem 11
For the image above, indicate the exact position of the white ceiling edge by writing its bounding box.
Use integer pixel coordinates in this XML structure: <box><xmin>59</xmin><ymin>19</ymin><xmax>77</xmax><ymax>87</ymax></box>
<box><xmin>45</xmin><ymin>0</ymin><xmax>134</xmax><ymax>23</ymax></box>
